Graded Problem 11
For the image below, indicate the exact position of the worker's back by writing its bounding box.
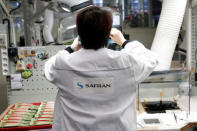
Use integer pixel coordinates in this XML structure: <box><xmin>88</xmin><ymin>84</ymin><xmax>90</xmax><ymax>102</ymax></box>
<box><xmin>52</xmin><ymin>48</ymin><xmax>136</xmax><ymax>131</ymax></box>
<box><xmin>45</xmin><ymin>41</ymin><xmax>158</xmax><ymax>131</ymax></box>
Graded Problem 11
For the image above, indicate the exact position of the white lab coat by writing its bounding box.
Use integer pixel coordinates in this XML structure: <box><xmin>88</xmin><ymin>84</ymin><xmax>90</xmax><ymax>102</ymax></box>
<box><xmin>44</xmin><ymin>41</ymin><xmax>158</xmax><ymax>131</ymax></box>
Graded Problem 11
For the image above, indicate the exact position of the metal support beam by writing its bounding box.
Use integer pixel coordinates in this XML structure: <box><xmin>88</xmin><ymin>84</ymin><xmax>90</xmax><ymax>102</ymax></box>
<box><xmin>0</xmin><ymin>0</ymin><xmax>10</xmax><ymax>17</ymax></box>
<box><xmin>124</xmin><ymin>0</ymin><xmax>129</xmax><ymax>17</ymax></box>
<box><xmin>139</xmin><ymin>0</ymin><xmax>144</xmax><ymax>27</ymax></box>
<box><xmin>191</xmin><ymin>5</ymin><xmax>196</xmax><ymax>87</ymax></box>
<box><xmin>148</xmin><ymin>0</ymin><xmax>152</xmax><ymax>28</ymax></box>
<box><xmin>119</xmin><ymin>0</ymin><xmax>123</xmax><ymax>31</ymax></box>
<box><xmin>22</xmin><ymin>0</ymin><xmax>33</xmax><ymax>46</ymax></box>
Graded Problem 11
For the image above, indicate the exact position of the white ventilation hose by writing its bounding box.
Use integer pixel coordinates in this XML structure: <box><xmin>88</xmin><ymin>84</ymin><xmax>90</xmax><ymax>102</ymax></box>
<box><xmin>151</xmin><ymin>0</ymin><xmax>187</xmax><ymax>71</ymax></box>
<box><xmin>43</xmin><ymin>9</ymin><xmax>54</xmax><ymax>44</ymax></box>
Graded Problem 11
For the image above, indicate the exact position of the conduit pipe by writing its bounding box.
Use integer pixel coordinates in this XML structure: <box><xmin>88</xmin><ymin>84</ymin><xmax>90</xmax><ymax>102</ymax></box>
<box><xmin>43</xmin><ymin>9</ymin><xmax>54</xmax><ymax>44</ymax></box>
<box><xmin>185</xmin><ymin>7</ymin><xmax>192</xmax><ymax>70</ymax></box>
<box><xmin>151</xmin><ymin>0</ymin><xmax>187</xmax><ymax>71</ymax></box>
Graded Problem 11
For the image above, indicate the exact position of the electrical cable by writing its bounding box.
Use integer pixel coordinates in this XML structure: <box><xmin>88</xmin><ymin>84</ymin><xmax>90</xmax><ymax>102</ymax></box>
<box><xmin>2</xmin><ymin>18</ymin><xmax>11</xmax><ymax>46</ymax></box>
<box><xmin>9</xmin><ymin>2</ymin><xmax>21</xmax><ymax>14</ymax></box>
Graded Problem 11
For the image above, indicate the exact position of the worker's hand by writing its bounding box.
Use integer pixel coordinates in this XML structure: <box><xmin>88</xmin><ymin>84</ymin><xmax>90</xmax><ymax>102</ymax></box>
<box><xmin>71</xmin><ymin>37</ymin><xmax>82</xmax><ymax>51</ymax></box>
<box><xmin>110</xmin><ymin>28</ymin><xmax>126</xmax><ymax>46</ymax></box>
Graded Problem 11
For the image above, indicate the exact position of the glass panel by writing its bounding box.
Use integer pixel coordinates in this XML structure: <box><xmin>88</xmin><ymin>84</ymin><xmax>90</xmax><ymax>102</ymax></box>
<box><xmin>123</xmin><ymin>0</ymin><xmax>161</xmax><ymax>28</ymax></box>
<box><xmin>138</xmin><ymin>70</ymin><xmax>190</xmax><ymax>114</ymax></box>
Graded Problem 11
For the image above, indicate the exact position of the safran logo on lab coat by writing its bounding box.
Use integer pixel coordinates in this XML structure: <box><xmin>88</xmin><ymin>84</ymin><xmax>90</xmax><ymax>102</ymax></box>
<box><xmin>73</xmin><ymin>78</ymin><xmax>114</xmax><ymax>94</ymax></box>
<box><xmin>77</xmin><ymin>82</ymin><xmax>84</xmax><ymax>89</ymax></box>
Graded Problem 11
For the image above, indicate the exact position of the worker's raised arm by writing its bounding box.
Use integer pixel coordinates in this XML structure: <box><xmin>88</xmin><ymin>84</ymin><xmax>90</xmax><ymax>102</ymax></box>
<box><xmin>44</xmin><ymin>54</ymin><xmax>58</xmax><ymax>82</ymax></box>
<box><xmin>122</xmin><ymin>41</ymin><xmax>158</xmax><ymax>83</ymax></box>
<box><xmin>110</xmin><ymin>28</ymin><xmax>158</xmax><ymax>83</ymax></box>
<box><xmin>44</xmin><ymin>38</ymin><xmax>81</xmax><ymax>82</ymax></box>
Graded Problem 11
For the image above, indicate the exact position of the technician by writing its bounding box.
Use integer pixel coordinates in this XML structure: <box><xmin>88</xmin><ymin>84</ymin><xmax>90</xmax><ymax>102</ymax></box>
<box><xmin>45</xmin><ymin>6</ymin><xmax>158</xmax><ymax>131</ymax></box>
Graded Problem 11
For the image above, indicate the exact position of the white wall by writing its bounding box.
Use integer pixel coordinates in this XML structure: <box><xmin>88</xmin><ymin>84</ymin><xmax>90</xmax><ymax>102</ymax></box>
<box><xmin>123</xmin><ymin>28</ymin><xmax>156</xmax><ymax>49</ymax></box>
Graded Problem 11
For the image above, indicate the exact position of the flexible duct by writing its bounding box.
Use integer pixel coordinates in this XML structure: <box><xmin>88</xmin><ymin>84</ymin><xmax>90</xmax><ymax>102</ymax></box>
<box><xmin>151</xmin><ymin>0</ymin><xmax>187</xmax><ymax>71</ymax></box>
<box><xmin>43</xmin><ymin>9</ymin><xmax>54</xmax><ymax>44</ymax></box>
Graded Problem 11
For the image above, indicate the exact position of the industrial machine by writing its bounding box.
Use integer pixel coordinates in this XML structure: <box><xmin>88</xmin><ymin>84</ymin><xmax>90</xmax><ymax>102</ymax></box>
<box><xmin>1</xmin><ymin>0</ymin><xmax>197</xmax><ymax>130</ymax></box>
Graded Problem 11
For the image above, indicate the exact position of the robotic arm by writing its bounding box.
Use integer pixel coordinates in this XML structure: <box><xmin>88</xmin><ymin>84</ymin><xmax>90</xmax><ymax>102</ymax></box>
<box><xmin>42</xmin><ymin>0</ymin><xmax>92</xmax><ymax>44</ymax></box>
<box><xmin>56</xmin><ymin>0</ymin><xmax>92</xmax><ymax>12</ymax></box>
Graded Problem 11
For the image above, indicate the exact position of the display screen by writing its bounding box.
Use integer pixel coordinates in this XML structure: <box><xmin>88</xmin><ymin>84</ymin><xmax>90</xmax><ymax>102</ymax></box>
<box><xmin>143</xmin><ymin>119</ymin><xmax>160</xmax><ymax>124</ymax></box>
<box><xmin>113</xmin><ymin>13</ymin><xmax>120</xmax><ymax>26</ymax></box>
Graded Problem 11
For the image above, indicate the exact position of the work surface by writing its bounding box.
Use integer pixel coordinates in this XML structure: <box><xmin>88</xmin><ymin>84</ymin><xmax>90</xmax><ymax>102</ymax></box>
<box><xmin>1</xmin><ymin>97</ymin><xmax>197</xmax><ymax>131</ymax></box>
<box><xmin>137</xmin><ymin>96</ymin><xmax>197</xmax><ymax>131</ymax></box>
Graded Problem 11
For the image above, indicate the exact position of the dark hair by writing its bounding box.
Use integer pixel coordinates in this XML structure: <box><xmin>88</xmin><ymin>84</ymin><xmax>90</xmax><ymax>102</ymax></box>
<box><xmin>76</xmin><ymin>6</ymin><xmax>112</xmax><ymax>50</ymax></box>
